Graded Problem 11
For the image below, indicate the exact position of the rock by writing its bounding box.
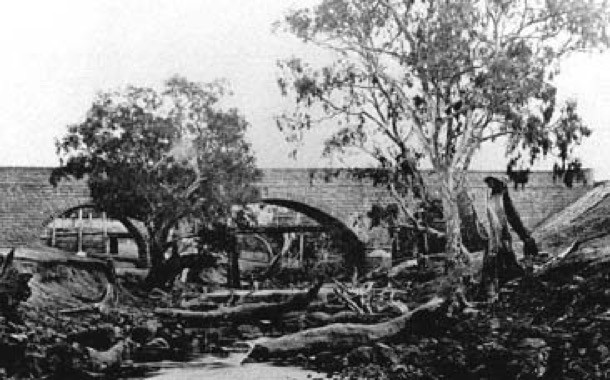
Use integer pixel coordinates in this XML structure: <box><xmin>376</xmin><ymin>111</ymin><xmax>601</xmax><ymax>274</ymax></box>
<box><xmin>596</xmin><ymin>344</ymin><xmax>609</xmax><ymax>361</ymax></box>
<box><xmin>516</xmin><ymin>338</ymin><xmax>550</xmax><ymax>378</ymax></box>
<box><xmin>130</xmin><ymin>324</ymin><xmax>157</xmax><ymax>345</ymax></box>
<box><xmin>314</xmin><ymin>351</ymin><xmax>341</xmax><ymax>371</ymax></box>
<box><xmin>45</xmin><ymin>343</ymin><xmax>88</xmax><ymax>377</ymax></box>
<box><xmin>347</xmin><ymin>346</ymin><xmax>376</xmax><ymax>366</ymax></box>
<box><xmin>67</xmin><ymin>325</ymin><xmax>117</xmax><ymax>350</ymax></box>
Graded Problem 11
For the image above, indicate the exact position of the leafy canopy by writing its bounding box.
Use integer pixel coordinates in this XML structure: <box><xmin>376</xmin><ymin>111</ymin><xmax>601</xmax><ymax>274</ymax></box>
<box><xmin>52</xmin><ymin>76</ymin><xmax>260</xmax><ymax>233</ymax></box>
<box><xmin>276</xmin><ymin>0</ymin><xmax>607</xmax><ymax>184</ymax></box>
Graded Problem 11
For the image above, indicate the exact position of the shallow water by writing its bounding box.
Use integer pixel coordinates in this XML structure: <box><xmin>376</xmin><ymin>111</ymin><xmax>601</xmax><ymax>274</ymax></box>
<box><xmin>138</xmin><ymin>353</ymin><xmax>325</xmax><ymax>380</ymax></box>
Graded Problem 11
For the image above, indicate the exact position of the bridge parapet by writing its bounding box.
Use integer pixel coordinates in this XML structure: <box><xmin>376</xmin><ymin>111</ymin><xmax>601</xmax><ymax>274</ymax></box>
<box><xmin>257</xmin><ymin>168</ymin><xmax>593</xmax><ymax>247</ymax></box>
<box><xmin>0</xmin><ymin>167</ymin><xmax>593</xmax><ymax>249</ymax></box>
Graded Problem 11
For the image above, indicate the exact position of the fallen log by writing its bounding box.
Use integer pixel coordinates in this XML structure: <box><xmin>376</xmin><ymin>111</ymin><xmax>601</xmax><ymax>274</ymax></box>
<box><xmin>388</xmin><ymin>258</ymin><xmax>419</xmax><ymax>278</ymax></box>
<box><xmin>332</xmin><ymin>280</ymin><xmax>366</xmax><ymax>314</ymax></box>
<box><xmin>305</xmin><ymin>302</ymin><xmax>346</xmax><ymax>314</ymax></box>
<box><xmin>180</xmin><ymin>287</ymin><xmax>334</xmax><ymax>306</ymax></box>
<box><xmin>179</xmin><ymin>298</ymin><xmax>218</xmax><ymax>311</ymax></box>
<box><xmin>302</xmin><ymin>310</ymin><xmax>394</xmax><ymax>327</ymax></box>
<box><xmin>155</xmin><ymin>279</ymin><xmax>323</xmax><ymax>325</ymax></box>
<box><xmin>247</xmin><ymin>297</ymin><xmax>445</xmax><ymax>360</ymax></box>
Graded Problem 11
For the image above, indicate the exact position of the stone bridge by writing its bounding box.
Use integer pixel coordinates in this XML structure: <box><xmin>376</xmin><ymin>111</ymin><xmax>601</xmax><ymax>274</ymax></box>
<box><xmin>0</xmin><ymin>167</ymin><xmax>594</xmax><ymax>254</ymax></box>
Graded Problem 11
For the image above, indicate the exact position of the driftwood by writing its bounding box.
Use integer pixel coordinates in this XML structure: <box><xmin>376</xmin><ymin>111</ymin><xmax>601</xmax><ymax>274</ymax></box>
<box><xmin>333</xmin><ymin>279</ymin><xmax>368</xmax><ymax>314</ymax></box>
<box><xmin>305</xmin><ymin>302</ymin><xmax>348</xmax><ymax>314</ymax></box>
<box><xmin>301</xmin><ymin>310</ymin><xmax>394</xmax><ymax>328</ymax></box>
<box><xmin>260</xmin><ymin>233</ymin><xmax>297</xmax><ymax>281</ymax></box>
<box><xmin>388</xmin><ymin>259</ymin><xmax>419</xmax><ymax>278</ymax></box>
<box><xmin>178</xmin><ymin>288</ymin><xmax>334</xmax><ymax>308</ymax></box>
<box><xmin>155</xmin><ymin>279</ymin><xmax>323</xmax><ymax>325</ymax></box>
<box><xmin>179</xmin><ymin>298</ymin><xmax>218</xmax><ymax>311</ymax></box>
<box><xmin>247</xmin><ymin>297</ymin><xmax>445</xmax><ymax>360</ymax></box>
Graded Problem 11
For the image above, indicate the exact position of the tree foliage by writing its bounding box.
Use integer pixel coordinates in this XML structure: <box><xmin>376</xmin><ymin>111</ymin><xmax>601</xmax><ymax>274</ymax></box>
<box><xmin>52</xmin><ymin>76</ymin><xmax>260</xmax><ymax>272</ymax></box>
<box><xmin>276</xmin><ymin>0</ymin><xmax>608</xmax><ymax>261</ymax></box>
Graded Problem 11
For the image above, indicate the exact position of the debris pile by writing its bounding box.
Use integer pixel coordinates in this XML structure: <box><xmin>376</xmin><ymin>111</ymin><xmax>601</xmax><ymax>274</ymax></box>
<box><xmin>1</xmin><ymin>183</ymin><xmax>610</xmax><ymax>378</ymax></box>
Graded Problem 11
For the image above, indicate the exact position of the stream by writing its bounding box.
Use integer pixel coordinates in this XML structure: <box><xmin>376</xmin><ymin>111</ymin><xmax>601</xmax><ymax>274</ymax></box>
<box><xmin>133</xmin><ymin>352</ymin><xmax>326</xmax><ymax>380</ymax></box>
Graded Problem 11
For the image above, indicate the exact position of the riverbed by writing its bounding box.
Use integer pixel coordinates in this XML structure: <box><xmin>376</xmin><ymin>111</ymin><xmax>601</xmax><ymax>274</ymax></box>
<box><xmin>136</xmin><ymin>352</ymin><xmax>327</xmax><ymax>380</ymax></box>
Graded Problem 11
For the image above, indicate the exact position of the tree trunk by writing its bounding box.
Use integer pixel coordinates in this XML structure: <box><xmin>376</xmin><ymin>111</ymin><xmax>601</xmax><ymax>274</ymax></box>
<box><xmin>503</xmin><ymin>189</ymin><xmax>539</xmax><ymax>269</ymax></box>
<box><xmin>117</xmin><ymin>217</ymin><xmax>149</xmax><ymax>268</ymax></box>
<box><xmin>144</xmin><ymin>223</ymin><xmax>176</xmax><ymax>290</ymax></box>
<box><xmin>148</xmin><ymin>246</ymin><xmax>165</xmax><ymax>274</ymax></box>
<box><xmin>457</xmin><ymin>190</ymin><xmax>488</xmax><ymax>252</ymax></box>
<box><xmin>441</xmin><ymin>171</ymin><xmax>467</xmax><ymax>272</ymax></box>
<box><xmin>481</xmin><ymin>177</ymin><xmax>525</xmax><ymax>300</ymax></box>
<box><xmin>145</xmin><ymin>240</ymin><xmax>181</xmax><ymax>291</ymax></box>
<box><xmin>227</xmin><ymin>231</ymin><xmax>240</xmax><ymax>289</ymax></box>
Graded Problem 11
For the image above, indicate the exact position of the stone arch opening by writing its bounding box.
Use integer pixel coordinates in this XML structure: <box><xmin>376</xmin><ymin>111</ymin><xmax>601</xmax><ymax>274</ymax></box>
<box><xmin>260</xmin><ymin>198</ymin><xmax>365</xmax><ymax>270</ymax></box>
<box><xmin>41</xmin><ymin>203</ymin><xmax>97</xmax><ymax>227</ymax></box>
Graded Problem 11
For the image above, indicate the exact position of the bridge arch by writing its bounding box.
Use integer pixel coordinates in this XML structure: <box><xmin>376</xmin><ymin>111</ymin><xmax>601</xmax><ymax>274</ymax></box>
<box><xmin>40</xmin><ymin>202</ymin><xmax>97</xmax><ymax>229</ymax></box>
<box><xmin>260</xmin><ymin>197</ymin><xmax>365</xmax><ymax>269</ymax></box>
<box><xmin>0</xmin><ymin>167</ymin><xmax>594</xmax><ymax>253</ymax></box>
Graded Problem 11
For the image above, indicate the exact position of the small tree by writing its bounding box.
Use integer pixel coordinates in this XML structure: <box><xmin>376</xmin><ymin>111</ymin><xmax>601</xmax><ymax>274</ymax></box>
<box><xmin>52</xmin><ymin>76</ymin><xmax>260</xmax><ymax>288</ymax></box>
<box><xmin>276</xmin><ymin>0</ymin><xmax>606</xmax><ymax>274</ymax></box>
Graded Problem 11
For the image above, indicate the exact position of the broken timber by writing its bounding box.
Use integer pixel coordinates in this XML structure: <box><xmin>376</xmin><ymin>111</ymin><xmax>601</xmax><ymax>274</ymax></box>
<box><xmin>155</xmin><ymin>279</ymin><xmax>324</xmax><ymax>325</ymax></box>
<box><xmin>247</xmin><ymin>297</ymin><xmax>445</xmax><ymax>360</ymax></box>
<box><xmin>481</xmin><ymin>177</ymin><xmax>538</xmax><ymax>299</ymax></box>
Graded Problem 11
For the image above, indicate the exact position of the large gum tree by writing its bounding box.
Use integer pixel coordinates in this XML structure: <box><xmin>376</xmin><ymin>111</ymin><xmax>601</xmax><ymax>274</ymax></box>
<box><xmin>275</xmin><ymin>0</ymin><xmax>608</xmax><ymax>273</ymax></box>
<box><xmin>52</xmin><ymin>76</ymin><xmax>260</xmax><ymax>288</ymax></box>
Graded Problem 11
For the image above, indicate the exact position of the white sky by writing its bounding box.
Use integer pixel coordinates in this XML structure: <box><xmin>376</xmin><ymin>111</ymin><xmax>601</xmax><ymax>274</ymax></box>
<box><xmin>1</xmin><ymin>1</ymin><xmax>609</xmax><ymax>179</ymax></box>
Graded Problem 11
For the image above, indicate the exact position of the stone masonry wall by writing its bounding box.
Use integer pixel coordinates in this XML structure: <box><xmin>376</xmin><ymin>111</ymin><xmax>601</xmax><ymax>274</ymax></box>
<box><xmin>0</xmin><ymin>167</ymin><xmax>594</xmax><ymax>247</ymax></box>
<box><xmin>0</xmin><ymin>168</ymin><xmax>90</xmax><ymax>247</ymax></box>
<box><xmin>258</xmin><ymin>168</ymin><xmax>593</xmax><ymax>240</ymax></box>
